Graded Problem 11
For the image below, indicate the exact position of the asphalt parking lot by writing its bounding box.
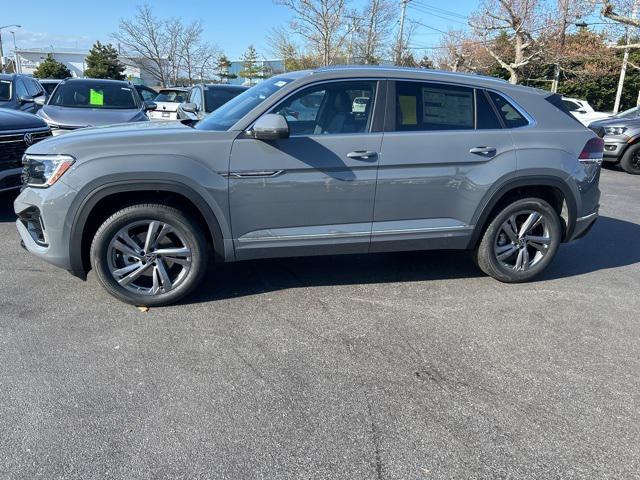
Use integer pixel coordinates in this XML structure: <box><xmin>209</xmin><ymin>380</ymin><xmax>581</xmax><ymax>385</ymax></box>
<box><xmin>0</xmin><ymin>167</ymin><xmax>638</xmax><ymax>479</ymax></box>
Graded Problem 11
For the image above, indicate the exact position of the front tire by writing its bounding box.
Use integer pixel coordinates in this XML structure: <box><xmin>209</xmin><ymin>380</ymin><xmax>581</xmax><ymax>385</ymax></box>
<box><xmin>90</xmin><ymin>203</ymin><xmax>208</xmax><ymax>306</ymax></box>
<box><xmin>620</xmin><ymin>144</ymin><xmax>640</xmax><ymax>174</ymax></box>
<box><xmin>475</xmin><ymin>198</ymin><xmax>562</xmax><ymax>283</ymax></box>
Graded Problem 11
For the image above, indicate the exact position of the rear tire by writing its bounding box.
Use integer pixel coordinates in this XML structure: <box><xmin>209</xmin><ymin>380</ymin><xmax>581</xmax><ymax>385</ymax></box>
<box><xmin>475</xmin><ymin>197</ymin><xmax>562</xmax><ymax>283</ymax></box>
<box><xmin>90</xmin><ymin>203</ymin><xmax>208</xmax><ymax>306</ymax></box>
<box><xmin>620</xmin><ymin>144</ymin><xmax>640</xmax><ymax>174</ymax></box>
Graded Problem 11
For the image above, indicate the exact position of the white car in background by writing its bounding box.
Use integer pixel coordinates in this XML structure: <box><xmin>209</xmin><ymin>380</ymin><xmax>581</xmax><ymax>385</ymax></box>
<box><xmin>148</xmin><ymin>87</ymin><xmax>189</xmax><ymax>121</ymax></box>
<box><xmin>562</xmin><ymin>97</ymin><xmax>610</xmax><ymax>126</ymax></box>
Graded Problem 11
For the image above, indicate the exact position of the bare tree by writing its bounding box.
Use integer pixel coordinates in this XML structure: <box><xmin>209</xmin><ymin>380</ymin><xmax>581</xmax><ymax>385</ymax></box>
<box><xmin>178</xmin><ymin>21</ymin><xmax>206</xmax><ymax>84</ymax></box>
<box><xmin>603</xmin><ymin>0</ymin><xmax>640</xmax><ymax>28</ymax></box>
<box><xmin>470</xmin><ymin>0</ymin><xmax>546</xmax><ymax>84</ymax></box>
<box><xmin>275</xmin><ymin>0</ymin><xmax>351</xmax><ymax>66</ymax></box>
<box><xmin>354</xmin><ymin>0</ymin><xmax>396</xmax><ymax>64</ymax></box>
<box><xmin>113</xmin><ymin>4</ymin><xmax>172</xmax><ymax>86</ymax></box>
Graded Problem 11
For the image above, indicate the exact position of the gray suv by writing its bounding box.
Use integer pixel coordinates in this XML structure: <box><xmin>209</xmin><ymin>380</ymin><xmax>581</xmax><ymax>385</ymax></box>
<box><xmin>15</xmin><ymin>66</ymin><xmax>603</xmax><ymax>306</ymax></box>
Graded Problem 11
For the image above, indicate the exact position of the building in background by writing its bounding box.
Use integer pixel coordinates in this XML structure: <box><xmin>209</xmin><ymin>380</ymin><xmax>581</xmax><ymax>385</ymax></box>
<box><xmin>14</xmin><ymin>47</ymin><xmax>156</xmax><ymax>84</ymax></box>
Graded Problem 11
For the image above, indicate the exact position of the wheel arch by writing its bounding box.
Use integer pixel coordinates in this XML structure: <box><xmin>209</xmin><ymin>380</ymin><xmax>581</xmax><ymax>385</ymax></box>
<box><xmin>67</xmin><ymin>180</ymin><xmax>229</xmax><ymax>279</ymax></box>
<box><xmin>468</xmin><ymin>175</ymin><xmax>578</xmax><ymax>249</ymax></box>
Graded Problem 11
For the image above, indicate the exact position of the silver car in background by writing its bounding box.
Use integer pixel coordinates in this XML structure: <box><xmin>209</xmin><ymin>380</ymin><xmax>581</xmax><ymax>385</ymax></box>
<box><xmin>15</xmin><ymin>66</ymin><xmax>602</xmax><ymax>306</ymax></box>
<box><xmin>36</xmin><ymin>78</ymin><xmax>156</xmax><ymax>135</ymax></box>
<box><xmin>147</xmin><ymin>87</ymin><xmax>189</xmax><ymax>121</ymax></box>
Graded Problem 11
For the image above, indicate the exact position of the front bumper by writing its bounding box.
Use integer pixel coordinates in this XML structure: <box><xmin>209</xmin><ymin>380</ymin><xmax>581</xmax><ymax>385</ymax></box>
<box><xmin>0</xmin><ymin>167</ymin><xmax>22</xmax><ymax>193</ymax></box>
<box><xmin>14</xmin><ymin>181</ymin><xmax>78</xmax><ymax>272</ymax></box>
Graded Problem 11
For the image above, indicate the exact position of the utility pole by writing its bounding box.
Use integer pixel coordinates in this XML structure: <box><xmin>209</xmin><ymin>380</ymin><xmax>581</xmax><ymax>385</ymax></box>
<box><xmin>551</xmin><ymin>0</ymin><xmax>570</xmax><ymax>93</ymax></box>
<box><xmin>10</xmin><ymin>31</ymin><xmax>19</xmax><ymax>73</ymax></box>
<box><xmin>614</xmin><ymin>0</ymin><xmax>639</xmax><ymax>113</ymax></box>
<box><xmin>395</xmin><ymin>0</ymin><xmax>410</xmax><ymax>65</ymax></box>
<box><xmin>0</xmin><ymin>25</ymin><xmax>21</xmax><ymax>73</ymax></box>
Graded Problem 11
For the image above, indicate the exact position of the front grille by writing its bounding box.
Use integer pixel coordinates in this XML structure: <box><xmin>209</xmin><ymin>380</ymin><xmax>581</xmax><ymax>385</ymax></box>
<box><xmin>0</xmin><ymin>130</ymin><xmax>52</xmax><ymax>171</ymax></box>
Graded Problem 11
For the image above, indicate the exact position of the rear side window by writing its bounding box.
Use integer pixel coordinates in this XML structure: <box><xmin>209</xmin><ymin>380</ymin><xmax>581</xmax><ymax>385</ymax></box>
<box><xmin>486</xmin><ymin>91</ymin><xmax>529</xmax><ymax>128</ymax></box>
<box><xmin>476</xmin><ymin>90</ymin><xmax>502</xmax><ymax>129</ymax></box>
<box><xmin>394</xmin><ymin>81</ymin><xmax>474</xmax><ymax>131</ymax></box>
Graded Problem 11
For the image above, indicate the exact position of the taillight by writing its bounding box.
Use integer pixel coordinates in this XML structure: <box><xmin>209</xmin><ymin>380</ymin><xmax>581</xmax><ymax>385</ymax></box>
<box><xmin>579</xmin><ymin>137</ymin><xmax>604</xmax><ymax>163</ymax></box>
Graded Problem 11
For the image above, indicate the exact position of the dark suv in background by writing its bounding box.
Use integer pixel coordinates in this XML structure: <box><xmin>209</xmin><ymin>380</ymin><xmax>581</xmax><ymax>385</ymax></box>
<box><xmin>0</xmin><ymin>73</ymin><xmax>47</xmax><ymax>114</ymax></box>
<box><xmin>0</xmin><ymin>109</ymin><xmax>51</xmax><ymax>193</ymax></box>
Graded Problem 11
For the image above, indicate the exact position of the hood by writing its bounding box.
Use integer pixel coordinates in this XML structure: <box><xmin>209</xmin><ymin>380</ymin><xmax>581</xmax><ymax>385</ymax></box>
<box><xmin>589</xmin><ymin>116</ymin><xmax>640</xmax><ymax>128</ymax></box>
<box><xmin>38</xmin><ymin>105</ymin><xmax>148</xmax><ymax>128</ymax></box>
<box><xmin>0</xmin><ymin>108</ymin><xmax>48</xmax><ymax>131</ymax></box>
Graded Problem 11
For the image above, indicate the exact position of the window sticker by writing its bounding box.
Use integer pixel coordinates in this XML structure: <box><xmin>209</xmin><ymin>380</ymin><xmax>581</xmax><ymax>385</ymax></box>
<box><xmin>398</xmin><ymin>95</ymin><xmax>417</xmax><ymax>125</ymax></box>
<box><xmin>89</xmin><ymin>88</ymin><xmax>104</xmax><ymax>106</ymax></box>
<box><xmin>422</xmin><ymin>87</ymin><xmax>473</xmax><ymax>127</ymax></box>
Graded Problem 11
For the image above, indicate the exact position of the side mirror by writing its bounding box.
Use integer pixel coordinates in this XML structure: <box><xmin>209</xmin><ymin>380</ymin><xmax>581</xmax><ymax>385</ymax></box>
<box><xmin>252</xmin><ymin>114</ymin><xmax>290</xmax><ymax>141</ymax></box>
<box><xmin>34</xmin><ymin>96</ymin><xmax>46</xmax><ymax>106</ymax></box>
<box><xmin>144</xmin><ymin>101</ymin><xmax>157</xmax><ymax>112</ymax></box>
<box><xmin>19</xmin><ymin>95</ymin><xmax>35</xmax><ymax>104</ymax></box>
<box><xmin>181</xmin><ymin>102</ymin><xmax>199</xmax><ymax>113</ymax></box>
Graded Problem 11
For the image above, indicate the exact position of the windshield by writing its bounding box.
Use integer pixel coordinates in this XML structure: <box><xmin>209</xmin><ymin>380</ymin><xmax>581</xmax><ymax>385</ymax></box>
<box><xmin>196</xmin><ymin>77</ymin><xmax>295</xmax><ymax>131</ymax></box>
<box><xmin>155</xmin><ymin>90</ymin><xmax>188</xmax><ymax>103</ymax></box>
<box><xmin>50</xmin><ymin>81</ymin><xmax>138</xmax><ymax>109</ymax></box>
<box><xmin>615</xmin><ymin>106</ymin><xmax>640</xmax><ymax>119</ymax></box>
<box><xmin>0</xmin><ymin>80</ymin><xmax>11</xmax><ymax>101</ymax></box>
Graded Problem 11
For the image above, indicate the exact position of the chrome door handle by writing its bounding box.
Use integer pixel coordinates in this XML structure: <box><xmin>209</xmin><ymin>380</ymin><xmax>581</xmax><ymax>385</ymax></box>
<box><xmin>469</xmin><ymin>146</ymin><xmax>497</xmax><ymax>156</ymax></box>
<box><xmin>347</xmin><ymin>150</ymin><xmax>378</xmax><ymax>160</ymax></box>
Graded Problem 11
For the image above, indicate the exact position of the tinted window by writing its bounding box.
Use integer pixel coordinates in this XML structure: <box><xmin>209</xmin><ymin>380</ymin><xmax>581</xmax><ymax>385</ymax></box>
<box><xmin>486</xmin><ymin>91</ymin><xmax>529</xmax><ymax>128</ymax></box>
<box><xmin>15</xmin><ymin>78</ymin><xmax>28</xmax><ymax>98</ymax></box>
<box><xmin>138</xmin><ymin>87</ymin><xmax>156</xmax><ymax>102</ymax></box>
<box><xmin>50</xmin><ymin>81</ymin><xmax>138</xmax><ymax>109</ymax></box>
<box><xmin>155</xmin><ymin>90</ymin><xmax>187</xmax><ymax>103</ymax></box>
<box><xmin>394</xmin><ymin>81</ymin><xmax>474</xmax><ymax>131</ymax></box>
<box><xmin>0</xmin><ymin>80</ymin><xmax>10</xmax><ymax>101</ymax></box>
<box><xmin>41</xmin><ymin>82</ymin><xmax>59</xmax><ymax>96</ymax></box>
<box><xmin>204</xmin><ymin>88</ymin><xmax>242</xmax><ymax>113</ymax></box>
<box><xmin>476</xmin><ymin>90</ymin><xmax>502</xmax><ymax>129</ymax></box>
<box><xmin>562</xmin><ymin>100</ymin><xmax>580</xmax><ymax>112</ymax></box>
<box><xmin>196</xmin><ymin>76</ymin><xmax>295</xmax><ymax>131</ymax></box>
<box><xmin>272</xmin><ymin>81</ymin><xmax>376</xmax><ymax>136</ymax></box>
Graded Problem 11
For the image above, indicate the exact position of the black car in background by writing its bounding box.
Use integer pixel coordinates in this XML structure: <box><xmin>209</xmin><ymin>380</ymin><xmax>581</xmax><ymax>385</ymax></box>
<box><xmin>177</xmin><ymin>84</ymin><xmax>248</xmax><ymax>120</ymax></box>
<box><xmin>0</xmin><ymin>109</ymin><xmax>51</xmax><ymax>193</ymax></box>
<box><xmin>0</xmin><ymin>73</ymin><xmax>47</xmax><ymax>114</ymax></box>
<box><xmin>134</xmin><ymin>84</ymin><xmax>158</xmax><ymax>103</ymax></box>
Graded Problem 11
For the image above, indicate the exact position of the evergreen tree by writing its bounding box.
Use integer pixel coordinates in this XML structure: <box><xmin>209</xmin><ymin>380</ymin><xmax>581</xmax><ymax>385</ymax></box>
<box><xmin>33</xmin><ymin>54</ymin><xmax>72</xmax><ymax>79</ymax></box>
<box><xmin>216</xmin><ymin>54</ymin><xmax>237</xmax><ymax>83</ymax></box>
<box><xmin>419</xmin><ymin>55</ymin><xmax>434</xmax><ymax>69</ymax></box>
<box><xmin>239</xmin><ymin>45</ymin><xmax>263</xmax><ymax>86</ymax></box>
<box><xmin>84</xmin><ymin>41</ymin><xmax>126</xmax><ymax>80</ymax></box>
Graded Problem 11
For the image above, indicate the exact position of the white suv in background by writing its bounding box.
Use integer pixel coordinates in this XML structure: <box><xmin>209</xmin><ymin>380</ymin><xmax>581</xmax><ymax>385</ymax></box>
<box><xmin>562</xmin><ymin>97</ymin><xmax>610</xmax><ymax>126</ymax></box>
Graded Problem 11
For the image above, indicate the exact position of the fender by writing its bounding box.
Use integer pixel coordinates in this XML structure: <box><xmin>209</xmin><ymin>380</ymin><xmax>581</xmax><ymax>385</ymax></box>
<box><xmin>67</xmin><ymin>179</ymin><xmax>229</xmax><ymax>279</ymax></box>
<box><xmin>468</xmin><ymin>174</ymin><xmax>578</xmax><ymax>248</ymax></box>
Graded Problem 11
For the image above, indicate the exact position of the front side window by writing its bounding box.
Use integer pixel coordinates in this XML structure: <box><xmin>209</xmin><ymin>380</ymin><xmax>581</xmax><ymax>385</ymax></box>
<box><xmin>50</xmin><ymin>81</ymin><xmax>138</xmax><ymax>109</ymax></box>
<box><xmin>0</xmin><ymin>80</ymin><xmax>11</xmax><ymax>101</ymax></box>
<box><xmin>486</xmin><ymin>91</ymin><xmax>529</xmax><ymax>128</ymax></box>
<box><xmin>138</xmin><ymin>88</ymin><xmax>156</xmax><ymax>102</ymax></box>
<box><xmin>272</xmin><ymin>81</ymin><xmax>376</xmax><ymax>136</ymax></box>
<box><xmin>204</xmin><ymin>88</ymin><xmax>241</xmax><ymax>113</ymax></box>
<box><xmin>26</xmin><ymin>78</ymin><xmax>42</xmax><ymax>97</ymax></box>
<box><xmin>394</xmin><ymin>81</ymin><xmax>474</xmax><ymax>131</ymax></box>
<box><xmin>15</xmin><ymin>79</ymin><xmax>28</xmax><ymax>98</ymax></box>
<box><xmin>189</xmin><ymin>88</ymin><xmax>202</xmax><ymax>107</ymax></box>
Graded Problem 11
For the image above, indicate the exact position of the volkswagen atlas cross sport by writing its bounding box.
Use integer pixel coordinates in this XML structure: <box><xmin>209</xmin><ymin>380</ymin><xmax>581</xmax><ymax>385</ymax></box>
<box><xmin>15</xmin><ymin>66</ymin><xmax>603</xmax><ymax>306</ymax></box>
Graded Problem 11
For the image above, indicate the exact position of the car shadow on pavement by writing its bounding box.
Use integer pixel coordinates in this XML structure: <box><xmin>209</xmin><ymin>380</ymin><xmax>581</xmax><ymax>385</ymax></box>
<box><xmin>186</xmin><ymin>215</ymin><xmax>640</xmax><ymax>303</ymax></box>
<box><xmin>0</xmin><ymin>191</ymin><xmax>18</xmax><ymax>223</ymax></box>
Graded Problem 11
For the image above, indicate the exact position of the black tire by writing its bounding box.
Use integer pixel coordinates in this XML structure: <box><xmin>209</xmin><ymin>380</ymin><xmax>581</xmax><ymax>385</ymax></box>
<box><xmin>620</xmin><ymin>144</ymin><xmax>640</xmax><ymax>175</ymax></box>
<box><xmin>475</xmin><ymin>197</ymin><xmax>562</xmax><ymax>283</ymax></box>
<box><xmin>90</xmin><ymin>203</ymin><xmax>208</xmax><ymax>306</ymax></box>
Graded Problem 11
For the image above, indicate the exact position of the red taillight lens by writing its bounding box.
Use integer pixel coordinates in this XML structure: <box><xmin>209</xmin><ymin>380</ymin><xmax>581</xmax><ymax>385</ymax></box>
<box><xmin>579</xmin><ymin>137</ymin><xmax>605</xmax><ymax>162</ymax></box>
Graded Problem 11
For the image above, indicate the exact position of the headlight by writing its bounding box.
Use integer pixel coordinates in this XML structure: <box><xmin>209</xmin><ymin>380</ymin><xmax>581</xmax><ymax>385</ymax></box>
<box><xmin>604</xmin><ymin>126</ymin><xmax>627</xmax><ymax>135</ymax></box>
<box><xmin>22</xmin><ymin>154</ymin><xmax>75</xmax><ymax>188</ymax></box>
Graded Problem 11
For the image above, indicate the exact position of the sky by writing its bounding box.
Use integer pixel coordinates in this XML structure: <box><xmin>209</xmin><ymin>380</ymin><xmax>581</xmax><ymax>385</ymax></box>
<box><xmin>1</xmin><ymin>0</ymin><xmax>480</xmax><ymax>60</ymax></box>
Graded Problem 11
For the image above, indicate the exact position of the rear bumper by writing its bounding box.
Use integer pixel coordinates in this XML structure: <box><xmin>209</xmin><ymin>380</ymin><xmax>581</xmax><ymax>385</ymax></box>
<box><xmin>570</xmin><ymin>208</ymin><xmax>598</xmax><ymax>241</ymax></box>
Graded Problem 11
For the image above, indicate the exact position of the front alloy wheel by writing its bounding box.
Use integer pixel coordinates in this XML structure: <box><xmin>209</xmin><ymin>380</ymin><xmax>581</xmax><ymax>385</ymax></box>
<box><xmin>91</xmin><ymin>204</ymin><xmax>208</xmax><ymax>306</ymax></box>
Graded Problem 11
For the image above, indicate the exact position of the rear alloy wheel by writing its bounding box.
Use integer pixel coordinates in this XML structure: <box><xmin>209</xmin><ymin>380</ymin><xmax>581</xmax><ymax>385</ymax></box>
<box><xmin>475</xmin><ymin>198</ymin><xmax>562</xmax><ymax>283</ymax></box>
<box><xmin>90</xmin><ymin>204</ymin><xmax>208</xmax><ymax>306</ymax></box>
<box><xmin>620</xmin><ymin>144</ymin><xmax>640</xmax><ymax>175</ymax></box>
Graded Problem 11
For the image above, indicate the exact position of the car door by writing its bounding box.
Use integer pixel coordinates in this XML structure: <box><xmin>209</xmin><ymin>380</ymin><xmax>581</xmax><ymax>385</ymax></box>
<box><xmin>228</xmin><ymin>79</ymin><xmax>384</xmax><ymax>260</ymax></box>
<box><xmin>371</xmin><ymin>80</ymin><xmax>518</xmax><ymax>252</ymax></box>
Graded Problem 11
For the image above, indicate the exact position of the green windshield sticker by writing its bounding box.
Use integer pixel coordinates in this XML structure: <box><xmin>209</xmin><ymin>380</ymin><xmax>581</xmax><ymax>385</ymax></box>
<box><xmin>89</xmin><ymin>88</ymin><xmax>104</xmax><ymax>106</ymax></box>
